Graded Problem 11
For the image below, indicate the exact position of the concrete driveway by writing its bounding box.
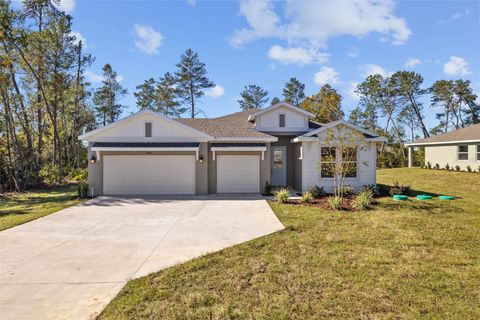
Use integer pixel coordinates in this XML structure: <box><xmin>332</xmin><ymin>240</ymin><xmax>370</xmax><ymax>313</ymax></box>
<box><xmin>0</xmin><ymin>195</ymin><xmax>284</xmax><ymax>320</ymax></box>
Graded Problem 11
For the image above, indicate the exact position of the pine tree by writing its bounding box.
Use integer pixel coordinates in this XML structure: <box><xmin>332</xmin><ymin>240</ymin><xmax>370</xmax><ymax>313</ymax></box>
<box><xmin>238</xmin><ymin>85</ymin><xmax>269</xmax><ymax>110</ymax></box>
<box><xmin>134</xmin><ymin>78</ymin><xmax>156</xmax><ymax>110</ymax></box>
<box><xmin>93</xmin><ymin>64</ymin><xmax>127</xmax><ymax>126</ymax></box>
<box><xmin>175</xmin><ymin>49</ymin><xmax>215</xmax><ymax>118</ymax></box>
<box><xmin>282</xmin><ymin>77</ymin><xmax>305</xmax><ymax>106</ymax></box>
<box><xmin>271</xmin><ymin>97</ymin><xmax>280</xmax><ymax>105</ymax></box>
<box><xmin>156</xmin><ymin>72</ymin><xmax>184</xmax><ymax>118</ymax></box>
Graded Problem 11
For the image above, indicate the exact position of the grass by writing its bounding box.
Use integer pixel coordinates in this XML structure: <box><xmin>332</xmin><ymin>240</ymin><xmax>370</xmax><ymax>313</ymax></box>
<box><xmin>0</xmin><ymin>185</ymin><xmax>84</xmax><ymax>231</ymax></box>
<box><xmin>97</xmin><ymin>168</ymin><xmax>477</xmax><ymax>319</ymax></box>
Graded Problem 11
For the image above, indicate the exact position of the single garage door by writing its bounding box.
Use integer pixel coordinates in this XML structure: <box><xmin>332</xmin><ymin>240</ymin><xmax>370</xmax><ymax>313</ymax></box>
<box><xmin>217</xmin><ymin>155</ymin><xmax>260</xmax><ymax>193</ymax></box>
<box><xmin>103</xmin><ymin>155</ymin><xmax>196</xmax><ymax>195</ymax></box>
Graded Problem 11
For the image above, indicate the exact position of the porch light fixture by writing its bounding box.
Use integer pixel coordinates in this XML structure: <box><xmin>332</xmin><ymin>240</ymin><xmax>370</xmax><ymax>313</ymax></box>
<box><xmin>198</xmin><ymin>154</ymin><xmax>204</xmax><ymax>164</ymax></box>
<box><xmin>90</xmin><ymin>154</ymin><xmax>97</xmax><ymax>164</ymax></box>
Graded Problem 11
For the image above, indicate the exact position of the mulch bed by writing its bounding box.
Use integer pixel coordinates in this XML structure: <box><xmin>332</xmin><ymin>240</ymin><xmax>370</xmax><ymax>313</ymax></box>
<box><xmin>270</xmin><ymin>195</ymin><xmax>381</xmax><ymax>211</ymax></box>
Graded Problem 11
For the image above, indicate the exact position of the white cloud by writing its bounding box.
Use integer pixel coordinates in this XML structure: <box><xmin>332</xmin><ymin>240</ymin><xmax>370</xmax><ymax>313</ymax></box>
<box><xmin>134</xmin><ymin>24</ymin><xmax>164</xmax><ymax>55</ymax></box>
<box><xmin>361</xmin><ymin>64</ymin><xmax>389</xmax><ymax>78</ymax></box>
<box><xmin>85</xmin><ymin>70</ymin><xmax>123</xmax><ymax>83</ymax></box>
<box><xmin>267</xmin><ymin>45</ymin><xmax>329</xmax><ymax>65</ymax></box>
<box><xmin>230</xmin><ymin>0</ymin><xmax>411</xmax><ymax>49</ymax></box>
<box><xmin>55</xmin><ymin>0</ymin><xmax>75</xmax><ymax>14</ymax></box>
<box><xmin>71</xmin><ymin>31</ymin><xmax>87</xmax><ymax>48</ymax></box>
<box><xmin>205</xmin><ymin>85</ymin><xmax>225</xmax><ymax>98</ymax></box>
<box><xmin>405</xmin><ymin>58</ymin><xmax>421</xmax><ymax>68</ymax></box>
<box><xmin>443</xmin><ymin>56</ymin><xmax>470</xmax><ymax>76</ymax></box>
<box><xmin>346</xmin><ymin>47</ymin><xmax>359</xmax><ymax>58</ymax></box>
<box><xmin>347</xmin><ymin>82</ymin><xmax>360</xmax><ymax>101</ymax></box>
<box><xmin>438</xmin><ymin>7</ymin><xmax>472</xmax><ymax>23</ymax></box>
<box><xmin>314</xmin><ymin>66</ymin><xmax>340</xmax><ymax>86</ymax></box>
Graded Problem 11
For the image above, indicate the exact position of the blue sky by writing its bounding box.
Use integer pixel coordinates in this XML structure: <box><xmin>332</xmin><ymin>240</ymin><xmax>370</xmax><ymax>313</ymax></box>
<box><xmin>30</xmin><ymin>0</ymin><xmax>480</xmax><ymax>129</ymax></box>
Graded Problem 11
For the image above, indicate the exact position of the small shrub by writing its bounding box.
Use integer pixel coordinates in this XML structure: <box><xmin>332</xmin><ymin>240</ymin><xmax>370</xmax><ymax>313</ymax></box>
<box><xmin>300</xmin><ymin>191</ymin><xmax>313</xmax><ymax>203</ymax></box>
<box><xmin>434</xmin><ymin>163</ymin><xmax>440</xmax><ymax>170</ymax></box>
<box><xmin>389</xmin><ymin>180</ymin><xmax>410</xmax><ymax>196</ymax></box>
<box><xmin>352</xmin><ymin>189</ymin><xmax>374</xmax><ymax>211</ymax></box>
<box><xmin>427</xmin><ymin>162</ymin><xmax>432</xmax><ymax>169</ymax></box>
<box><xmin>328</xmin><ymin>196</ymin><xmax>343</xmax><ymax>210</ymax></box>
<box><xmin>455</xmin><ymin>165</ymin><xmax>461</xmax><ymax>171</ymax></box>
<box><xmin>445</xmin><ymin>163</ymin><xmax>450</xmax><ymax>170</ymax></box>
<box><xmin>274</xmin><ymin>188</ymin><xmax>290</xmax><ymax>203</ymax></box>
<box><xmin>466</xmin><ymin>165</ymin><xmax>472</xmax><ymax>172</ymax></box>
<box><xmin>308</xmin><ymin>185</ymin><xmax>326</xmax><ymax>199</ymax></box>
<box><xmin>478</xmin><ymin>165</ymin><xmax>480</xmax><ymax>172</ymax></box>
<box><xmin>264</xmin><ymin>181</ymin><xmax>273</xmax><ymax>196</ymax></box>
<box><xmin>341</xmin><ymin>185</ymin><xmax>353</xmax><ymax>196</ymax></box>
<box><xmin>69</xmin><ymin>168</ymin><xmax>88</xmax><ymax>181</ymax></box>
<box><xmin>77</xmin><ymin>183</ymin><xmax>90</xmax><ymax>199</ymax></box>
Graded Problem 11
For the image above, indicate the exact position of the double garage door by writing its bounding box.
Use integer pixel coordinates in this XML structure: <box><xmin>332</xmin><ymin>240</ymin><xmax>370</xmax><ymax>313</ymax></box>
<box><xmin>102</xmin><ymin>154</ymin><xmax>260</xmax><ymax>195</ymax></box>
<box><xmin>103</xmin><ymin>155</ymin><xmax>196</xmax><ymax>195</ymax></box>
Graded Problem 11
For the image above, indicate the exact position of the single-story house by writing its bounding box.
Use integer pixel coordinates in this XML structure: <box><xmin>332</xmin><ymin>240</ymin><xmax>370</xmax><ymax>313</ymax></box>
<box><xmin>79</xmin><ymin>102</ymin><xmax>386</xmax><ymax>196</ymax></box>
<box><xmin>405</xmin><ymin>123</ymin><xmax>480</xmax><ymax>170</ymax></box>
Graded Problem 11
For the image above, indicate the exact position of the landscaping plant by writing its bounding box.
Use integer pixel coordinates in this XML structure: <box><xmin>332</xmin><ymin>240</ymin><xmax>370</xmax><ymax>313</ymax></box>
<box><xmin>300</xmin><ymin>191</ymin><xmax>313</xmax><ymax>203</ymax></box>
<box><xmin>328</xmin><ymin>196</ymin><xmax>343</xmax><ymax>210</ymax></box>
<box><xmin>77</xmin><ymin>183</ymin><xmax>90</xmax><ymax>199</ymax></box>
<box><xmin>389</xmin><ymin>180</ymin><xmax>410</xmax><ymax>196</ymax></box>
<box><xmin>427</xmin><ymin>162</ymin><xmax>432</xmax><ymax>169</ymax></box>
<box><xmin>455</xmin><ymin>165</ymin><xmax>461</xmax><ymax>171</ymax></box>
<box><xmin>352</xmin><ymin>189</ymin><xmax>374</xmax><ymax>211</ymax></box>
<box><xmin>308</xmin><ymin>185</ymin><xmax>326</xmax><ymax>199</ymax></box>
<box><xmin>274</xmin><ymin>188</ymin><xmax>290</xmax><ymax>203</ymax></box>
<box><xmin>435</xmin><ymin>163</ymin><xmax>440</xmax><ymax>169</ymax></box>
<box><xmin>264</xmin><ymin>182</ymin><xmax>273</xmax><ymax>196</ymax></box>
<box><xmin>466</xmin><ymin>165</ymin><xmax>472</xmax><ymax>172</ymax></box>
<box><xmin>445</xmin><ymin>163</ymin><xmax>450</xmax><ymax>170</ymax></box>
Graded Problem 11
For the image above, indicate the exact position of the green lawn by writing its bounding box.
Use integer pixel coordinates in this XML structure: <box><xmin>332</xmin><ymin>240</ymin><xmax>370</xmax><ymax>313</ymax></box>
<box><xmin>99</xmin><ymin>168</ymin><xmax>480</xmax><ymax>319</ymax></box>
<box><xmin>0</xmin><ymin>185</ymin><xmax>84</xmax><ymax>231</ymax></box>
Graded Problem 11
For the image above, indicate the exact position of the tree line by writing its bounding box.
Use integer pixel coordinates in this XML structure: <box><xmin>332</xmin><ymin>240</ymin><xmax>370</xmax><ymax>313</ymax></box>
<box><xmin>2</xmin><ymin>0</ymin><xmax>478</xmax><ymax>192</ymax></box>
<box><xmin>227</xmin><ymin>73</ymin><xmax>478</xmax><ymax>167</ymax></box>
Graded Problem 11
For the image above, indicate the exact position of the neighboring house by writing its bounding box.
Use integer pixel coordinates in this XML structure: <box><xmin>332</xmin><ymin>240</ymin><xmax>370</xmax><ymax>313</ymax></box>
<box><xmin>405</xmin><ymin>123</ymin><xmax>480</xmax><ymax>170</ymax></box>
<box><xmin>79</xmin><ymin>102</ymin><xmax>385</xmax><ymax>196</ymax></box>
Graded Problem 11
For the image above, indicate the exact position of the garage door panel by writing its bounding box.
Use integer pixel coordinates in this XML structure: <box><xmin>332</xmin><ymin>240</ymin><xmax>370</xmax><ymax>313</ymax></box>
<box><xmin>103</xmin><ymin>155</ymin><xmax>195</xmax><ymax>195</ymax></box>
<box><xmin>217</xmin><ymin>155</ymin><xmax>260</xmax><ymax>193</ymax></box>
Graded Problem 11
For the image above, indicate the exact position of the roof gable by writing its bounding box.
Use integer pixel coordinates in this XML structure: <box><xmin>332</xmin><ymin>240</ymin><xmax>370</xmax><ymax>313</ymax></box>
<box><xmin>303</xmin><ymin>120</ymin><xmax>380</xmax><ymax>138</ymax></box>
<box><xmin>247</xmin><ymin>102</ymin><xmax>315</xmax><ymax>122</ymax></box>
<box><xmin>79</xmin><ymin>110</ymin><xmax>213</xmax><ymax>141</ymax></box>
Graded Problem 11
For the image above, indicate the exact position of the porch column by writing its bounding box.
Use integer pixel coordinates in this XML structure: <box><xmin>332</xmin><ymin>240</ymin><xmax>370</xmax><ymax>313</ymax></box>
<box><xmin>408</xmin><ymin>146</ymin><xmax>413</xmax><ymax>168</ymax></box>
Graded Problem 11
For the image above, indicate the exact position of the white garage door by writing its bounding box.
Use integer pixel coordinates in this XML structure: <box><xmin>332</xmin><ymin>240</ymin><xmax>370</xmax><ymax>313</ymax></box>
<box><xmin>217</xmin><ymin>155</ymin><xmax>260</xmax><ymax>193</ymax></box>
<box><xmin>103</xmin><ymin>155</ymin><xmax>196</xmax><ymax>195</ymax></box>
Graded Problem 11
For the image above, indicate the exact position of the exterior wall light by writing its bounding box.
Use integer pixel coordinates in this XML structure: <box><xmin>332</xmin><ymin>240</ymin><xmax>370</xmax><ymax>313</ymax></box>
<box><xmin>90</xmin><ymin>154</ymin><xmax>97</xmax><ymax>164</ymax></box>
<box><xmin>198</xmin><ymin>154</ymin><xmax>204</xmax><ymax>164</ymax></box>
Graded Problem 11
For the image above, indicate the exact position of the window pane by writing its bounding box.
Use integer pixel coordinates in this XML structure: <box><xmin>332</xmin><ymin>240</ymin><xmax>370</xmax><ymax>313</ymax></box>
<box><xmin>145</xmin><ymin>122</ymin><xmax>152</xmax><ymax>137</ymax></box>
<box><xmin>342</xmin><ymin>147</ymin><xmax>357</xmax><ymax>162</ymax></box>
<box><xmin>477</xmin><ymin>145</ymin><xmax>480</xmax><ymax>160</ymax></box>
<box><xmin>273</xmin><ymin>150</ymin><xmax>283</xmax><ymax>168</ymax></box>
<box><xmin>458</xmin><ymin>145</ymin><xmax>468</xmax><ymax>153</ymax></box>
<box><xmin>321</xmin><ymin>147</ymin><xmax>336</xmax><ymax>161</ymax></box>
<box><xmin>345</xmin><ymin>163</ymin><xmax>357</xmax><ymax>178</ymax></box>
<box><xmin>279</xmin><ymin>114</ymin><xmax>285</xmax><ymax>127</ymax></box>
<box><xmin>458</xmin><ymin>153</ymin><xmax>468</xmax><ymax>160</ymax></box>
<box><xmin>321</xmin><ymin>163</ymin><xmax>335</xmax><ymax>178</ymax></box>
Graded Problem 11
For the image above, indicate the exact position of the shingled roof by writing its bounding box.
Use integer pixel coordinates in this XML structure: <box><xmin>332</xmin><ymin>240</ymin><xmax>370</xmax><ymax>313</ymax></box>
<box><xmin>405</xmin><ymin>123</ymin><xmax>480</xmax><ymax>146</ymax></box>
<box><xmin>176</xmin><ymin>110</ymin><xmax>276</xmax><ymax>139</ymax></box>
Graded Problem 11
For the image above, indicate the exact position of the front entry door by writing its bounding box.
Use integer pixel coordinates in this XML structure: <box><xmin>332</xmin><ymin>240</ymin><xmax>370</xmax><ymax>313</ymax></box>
<box><xmin>271</xmin><ymin>146</ymin><xmax>287</xmax><ymax>186</ymax></box>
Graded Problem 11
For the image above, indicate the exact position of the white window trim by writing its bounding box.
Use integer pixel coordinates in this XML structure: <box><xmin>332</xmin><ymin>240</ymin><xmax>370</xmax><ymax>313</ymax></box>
<box><xmin>320</xmin><ymin>146</ymin><xmax>336</xmax><ymax>179</ymax></box>
<box><xmin>457</xmin><ymin>144</ymin><xmax>469</xmax><ymax>161</ymax></box>
<box><xmin>299</xmin><ymin>146</ymin><xmax>303</xmax><ymax>160</ymax></box>
<box><xmin>319</xmin><ymin>146</ymin><xmax>358</xmax><ymax>179</ymax></box>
